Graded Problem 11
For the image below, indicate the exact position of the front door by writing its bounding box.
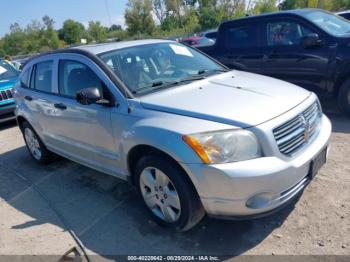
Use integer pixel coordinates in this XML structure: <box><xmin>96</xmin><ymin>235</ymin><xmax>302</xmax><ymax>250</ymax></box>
<box><xmin>260</xmin><ymin>18</ymin><xmax>330</xmax><ymax>92</ymax></box>
<box><xmin>45</xmin><ymin>58</ymin><xmax>119</xmax><ymax>174</ymax></box>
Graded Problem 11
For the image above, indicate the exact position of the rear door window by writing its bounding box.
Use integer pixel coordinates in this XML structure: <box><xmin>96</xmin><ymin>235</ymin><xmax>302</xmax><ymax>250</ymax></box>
<box><xmin>32</xmin><ymin>61</ymin><xmax>53</xmax><ymax>92</ymax></box>
<box><xmin>224</xmin><ymin>24</ymin><xmax>259</xmax><ymax>48</ymax></box>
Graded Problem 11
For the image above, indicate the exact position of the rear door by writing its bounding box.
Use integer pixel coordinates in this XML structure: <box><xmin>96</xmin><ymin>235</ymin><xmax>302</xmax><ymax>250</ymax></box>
<box><xmin>24</xmin><ymin>58</ymin><xmax>59</xmax><ymax>140</ymax></box>
<box><xmin>217</xmin><ymin>22</ymin><xmax>263</xmax><ymax>74</ymax></box>
<box><xmin>44</xmin><ymin>55</ymin><xmax>119</xmax><ymax>174</ymax></box>
<box><xmin>260</xmin><ymin>17</ymin><xmax>330</xmax><ymax>92</ymax></box>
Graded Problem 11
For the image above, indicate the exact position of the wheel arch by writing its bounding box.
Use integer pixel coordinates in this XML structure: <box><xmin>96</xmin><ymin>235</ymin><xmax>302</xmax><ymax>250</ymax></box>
<box><xmin>127</xmin><ymin>144</ymin><xmax>196</xmax><ymax>190</ymax></box>
<box><xmin>332</xmin><ymin>62</ymin><xmax>350</xmax><ymax>97</ymax></box>
<box><xmin>17</xmin><ymin>115</ymin><xmax>28</xmax><ymax>131</ymax></box>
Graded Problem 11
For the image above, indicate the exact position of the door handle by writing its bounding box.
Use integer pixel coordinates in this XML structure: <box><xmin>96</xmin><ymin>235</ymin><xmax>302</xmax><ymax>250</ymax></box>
<box><xmin>263</xmin><ymin>54</ymin><xmax>275</xmax><ymax>62</ymax></box>
<box><xmin>24</xmin><ymin>96</ymin><xmax>33</xmax><ymax>101</ymax></box>
<box><xmin>54</xmin><ymin>103</ymin><xmax>67</xmax><ymax>110</ymax></box>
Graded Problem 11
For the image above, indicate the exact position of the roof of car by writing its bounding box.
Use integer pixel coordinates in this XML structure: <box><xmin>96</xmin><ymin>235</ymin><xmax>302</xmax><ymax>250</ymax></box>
<box><xmin>220</xmin><ymin>8</ymin><xmax>327</xmax><ymax>27</ymax></box>
<box><xmin>72</xmin><ymin>39</ymin><xmax>172</xmax><ymax>55</ymax></box>
<box><xmin>336</xmin><ymin>10</ymin><xmax>350</xmax><ymax>15</ymax></box>
<box><xmin>23</xmin><ymin>39</ymin><xmax>176</xmax><ymax>69</ymax></box>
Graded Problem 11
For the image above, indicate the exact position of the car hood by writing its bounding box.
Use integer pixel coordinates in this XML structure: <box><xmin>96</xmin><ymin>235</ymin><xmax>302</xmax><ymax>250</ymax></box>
<box><xmin>0</xmin><ymin>77</ymin><xmax>17</xmax><ymax>90</ymax></box>
<box><xmin>139</xmin><ymin>71</ymin><xmax>311</xmax><ymax>128</ymax></box>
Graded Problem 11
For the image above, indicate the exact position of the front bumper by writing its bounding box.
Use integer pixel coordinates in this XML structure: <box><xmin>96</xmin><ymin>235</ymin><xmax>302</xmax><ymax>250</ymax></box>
<box><xmin>181</xmin><ymin>115</ymin><xmax>332</xmax><ymax>217</ymax></box>
<box><xmin>0</xmin><ymin>102</ymin><xmax>16</xmax><ymax>123</ymax></box>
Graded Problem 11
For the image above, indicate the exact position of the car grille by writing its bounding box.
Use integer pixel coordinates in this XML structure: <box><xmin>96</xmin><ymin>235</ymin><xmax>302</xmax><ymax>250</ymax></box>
<box><xmin>0</xmin><ymin>88</ymin><xmax>14</xmax><ymax>102</ymax></box>
<box><xmin>273</xmin><ymin>102</ymin><xmax>322</xmax><ymax>156</ymax></box>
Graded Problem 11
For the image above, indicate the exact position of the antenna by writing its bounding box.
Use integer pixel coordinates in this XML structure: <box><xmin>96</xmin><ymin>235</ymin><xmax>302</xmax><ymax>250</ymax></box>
<box><xmin>104</xmin><ymin>0</ymin><xmax>113</xmax><ymax>27</ymax></box>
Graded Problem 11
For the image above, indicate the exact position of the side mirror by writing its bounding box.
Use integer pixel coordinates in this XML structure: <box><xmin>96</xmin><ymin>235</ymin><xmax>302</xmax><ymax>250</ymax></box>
<box><xmin>301</xmin><ymin>33</ymin><xmax>321</xmax><ymax>48</ymax></box>
<box><xmin>76</xmin><ymin>87</ymin><xmax>102</xmax><ymax>105</ymax></box>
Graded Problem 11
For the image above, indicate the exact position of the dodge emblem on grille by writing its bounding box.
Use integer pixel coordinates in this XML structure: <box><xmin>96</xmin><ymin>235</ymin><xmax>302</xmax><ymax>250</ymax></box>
<box><xmin>300</xmin><ymin>115</ymin><xmax>310</xmax><ymax>142</ymax></box>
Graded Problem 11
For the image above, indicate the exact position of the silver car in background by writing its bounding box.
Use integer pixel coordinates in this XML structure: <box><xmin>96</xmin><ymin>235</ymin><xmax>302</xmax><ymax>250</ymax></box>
<box><xmin>14</xmin><ymin>40</ymin><xmax>331</xmax><ymax>231</ymax></box>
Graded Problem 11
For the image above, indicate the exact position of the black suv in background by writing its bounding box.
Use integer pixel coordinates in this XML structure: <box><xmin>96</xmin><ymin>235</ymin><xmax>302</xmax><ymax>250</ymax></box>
<box><xmin>337</xmin><ymin>10</ymin><xmax>350</xmax><ymax>20</ymax></box>
<box><xmin>198</xmin><ymin>9</ymin><xmax>350</xmax><ymax>115</ymax></box>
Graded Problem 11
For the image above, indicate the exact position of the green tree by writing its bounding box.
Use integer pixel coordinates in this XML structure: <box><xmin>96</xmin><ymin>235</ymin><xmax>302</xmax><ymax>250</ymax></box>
<box><xmin>125</xmin><ymin>0</ymin><xmax>155</xmax><ymax>35</ymax></box>
<box><xmin>107</xmin><ymin>24</ymin><xmax>127</xmax><ymax>40</ymax></box>
<box><xmin>2</xmin><ymin>23</ymin><xmax>27</xmax><ymax>55</ymax></box>
<box><xmin>183</xmin><ymin>8</ymin><xmax>200</xmax><ymax>33</ymax></box>
<box><xmin>152</xmin><ymin>0</ymin><xmax>167</xmax><ymax>23</ymax></box>
<box><xmin>0</xmin><ymin>39</ymin><xmax>5</xmax><ymax>57</ymax></box>
<box><xmin>251</xmin><ymin>0</ymin><xmax>279</xmax><ymax>14</ymax></box>
<box><xmin>165</xmin><ymin>0</ymin><xmax>185</xmax><ymax>27</ymax></box>
<box><xmin>60</xmin><ymin>19</ymin><xmax>85</xmax><ymax>45</ymax></box>
<box><xmin>109</xmin><ymin>24</ymin><xmax>122</xmax><ymax>32</ymax></box>
<box><xmin>279</xmin><ymin>0</ymin><xmax>336</xmax><ymax>10</ymax></box>
<box><xmin>88</xmin><ymin>21</ymin><xmax>107</xmax><ymax>42</ymax></box>
<box><xmin>161</xmin><ymin>15</ymin><xmax>179</xmax><ymax>31</ymax></box>
<box><xmin>332</xmin><ymin>0</ymin><xmax>350</xmax><ymax>10</ymax></box>
<box><xmin>218</xmin><ymin>0</ymin><xmax>246</xmax><ymax>20</ymax></box>
<box><xmin>24</xmin><ymin>20</ymin><xmax>44</xmax><ymax>53</ymax></box>
<box><xmin>41</xmin><ymin>15</ymin><xmax>60</xmax><ymax>50</ymax></box>
<box><xmin>198</xmin><ymin>7</ymin><xmax>221</xmax><ymax>30</ymax></box>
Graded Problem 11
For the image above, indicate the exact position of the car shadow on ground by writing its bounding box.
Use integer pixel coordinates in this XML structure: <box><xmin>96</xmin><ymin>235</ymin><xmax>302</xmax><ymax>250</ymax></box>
<box><xmin>0</xmin><ymin>145</ymin><xmax>300</xmax><ymax>258</ymax></box>
<box><xmin>0</xmin><ymin>119</ymin><xmax>17</xmax><ymax>131</ymax></box>
<box><xmin>319</xmin><ymin>97</ymin><xmax>349</xmax><ymax>134</ymax></box>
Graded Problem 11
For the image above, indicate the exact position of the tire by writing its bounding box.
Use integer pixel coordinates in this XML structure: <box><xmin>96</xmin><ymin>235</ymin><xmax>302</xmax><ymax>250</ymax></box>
<box><xmin>21</xmin><ymin>121</ymin><xmax>56</xmax><ymax>164</ymax></box>
<box><xmin>135</xmin><ymin>155</ymin><xmax>205</xmax><ymax>232</ymax></box>
<box><xmin>338</xmin><ymin>79</ymin><xmax>350</xmax><ymax>116</ymax></box>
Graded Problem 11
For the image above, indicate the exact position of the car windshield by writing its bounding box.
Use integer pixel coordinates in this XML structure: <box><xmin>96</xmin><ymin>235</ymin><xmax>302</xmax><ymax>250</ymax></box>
<box><xmin>304</xmin><ymin>10</ymin><xmax>350</xmax><ymax>36</ymax></box>
<box><xmin>0</xmin><ymin>60</ymin><xmax>19</xmax><ymax>80</ymax></box>
<box><xmin>98</xmin><ymin>42</ymin><xmax>226</xmax><ymax>96</ymax></box>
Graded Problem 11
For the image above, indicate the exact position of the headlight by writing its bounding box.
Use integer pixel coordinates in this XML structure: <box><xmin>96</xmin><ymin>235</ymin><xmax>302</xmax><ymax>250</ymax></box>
<box><xmin>183</xmin><ymin>129</ymin><xmax>261</xmax><ymax>164</ymax></box>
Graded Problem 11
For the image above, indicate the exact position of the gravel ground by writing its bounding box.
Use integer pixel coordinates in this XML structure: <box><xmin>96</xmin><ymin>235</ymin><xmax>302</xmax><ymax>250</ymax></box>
<box><xmin>0</xmin><ymin>100</ymin><xmax>349</xmax><ymax>260</ymax></box>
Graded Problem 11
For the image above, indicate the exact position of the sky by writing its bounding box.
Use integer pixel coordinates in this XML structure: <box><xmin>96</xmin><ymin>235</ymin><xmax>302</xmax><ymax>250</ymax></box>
<box><xmin>0</xmin><ymin>0</ymin><xmax>128</xmax><ymax>37</ymax></box>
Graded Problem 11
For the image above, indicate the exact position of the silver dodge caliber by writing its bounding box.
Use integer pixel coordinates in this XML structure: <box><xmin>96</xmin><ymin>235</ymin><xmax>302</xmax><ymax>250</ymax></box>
<box><xmin>15</xmin><ymin>40</ymin><xmax>331</xmax><ymax>231</ymax></box>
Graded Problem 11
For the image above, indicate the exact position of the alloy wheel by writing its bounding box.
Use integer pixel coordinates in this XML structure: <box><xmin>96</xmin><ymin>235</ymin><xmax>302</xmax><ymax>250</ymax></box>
<box><xmin>24</xmin><ymin>128</ymin><xmax>42</xmax><ymax>160</ymax></box>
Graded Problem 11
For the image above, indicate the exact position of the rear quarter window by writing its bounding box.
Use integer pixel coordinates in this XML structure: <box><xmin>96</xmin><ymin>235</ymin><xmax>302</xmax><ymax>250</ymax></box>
<box><xmin>19</xmin><ymin>68</ymin><xmax>31</xmax><ymax>88</ymax></box>
<box><xmin>224</xmin><ymin>24</ymin><xmax>259</xmax><ymax>48</ymax></box>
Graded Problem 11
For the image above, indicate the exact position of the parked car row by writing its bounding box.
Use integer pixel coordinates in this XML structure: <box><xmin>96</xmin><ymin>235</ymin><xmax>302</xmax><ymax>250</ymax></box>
<box><xmin>3</xmin><ymin>7</ymin><xmax>344</xmax><ymax>232</ymax></box>
<box><xmin>198</xmin><ymin>8</ymin><xmax>350</xmax><ymax>116</ymax></box>
<box><xmin>179</xmin><ymin>36</ymin><xmax>215</xmax><ymax>47</ymax></box>
<box><xmin>0</xmin><ymin>60</ymin><xmax>19</xmax><ymax>123</ymax></box>
<box><xmin>14</xmin><ymin>35</ymin><xmax>331</xmax><ymax>231</ymax></box>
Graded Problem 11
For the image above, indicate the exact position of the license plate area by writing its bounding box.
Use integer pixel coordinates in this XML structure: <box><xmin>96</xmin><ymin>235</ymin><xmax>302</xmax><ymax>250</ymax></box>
<box><xmin>309</xmin><ymin>147</ymin><xmax>327</xmax><ymax>179</ymax></box>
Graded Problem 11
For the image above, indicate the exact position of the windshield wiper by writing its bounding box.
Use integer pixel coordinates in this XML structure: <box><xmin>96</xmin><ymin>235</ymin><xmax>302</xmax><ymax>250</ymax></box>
<box><xmin>133</xmin><ymin>76</ymin><xmax>206</xmax><ymax>95</ymax></box>
<box><xmin>197</xmin><ymin>68</ymin><xmax>229</xmax><ymax>76</ymax></box>
<box><xmin>132</xmin><ymin>80</ymin><xmax>178</xmax><ymax>94</ymax></box>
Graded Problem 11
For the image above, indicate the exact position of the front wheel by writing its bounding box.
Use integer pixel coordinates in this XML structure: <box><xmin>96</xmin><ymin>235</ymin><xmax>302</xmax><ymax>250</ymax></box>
<box><xmin>135</xmin><ymin>155</ymin><xmax>205</xmax><ymax>231</ymax></box>
<box><xmin>338</xmin><ymin>79</ymin><xmax>350</xmax><ymax>116</ymax></box>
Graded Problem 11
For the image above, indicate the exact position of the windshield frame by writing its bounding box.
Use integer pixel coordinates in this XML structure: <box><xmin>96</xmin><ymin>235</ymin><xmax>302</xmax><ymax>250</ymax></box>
<box><xmin>97</xmin><ymin>42</ymin><xmax>228</xmax><ymax>97</ymax></box>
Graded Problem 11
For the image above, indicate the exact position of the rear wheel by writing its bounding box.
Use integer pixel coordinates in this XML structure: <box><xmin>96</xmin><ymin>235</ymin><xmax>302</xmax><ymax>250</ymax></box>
<box><xmin>338</xmin><ymin>79</ymin><xmax>350</xmax><ymax>116</ymax></box>
<box><xmin>135</xmin><ymin>155</ymin><xmax>205</xmax><ymax>231</ymax></box>
<box><xmin>21</xmin><ymin>121</ymin><xmax>56</xmax><ymax>164</ymax></box>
